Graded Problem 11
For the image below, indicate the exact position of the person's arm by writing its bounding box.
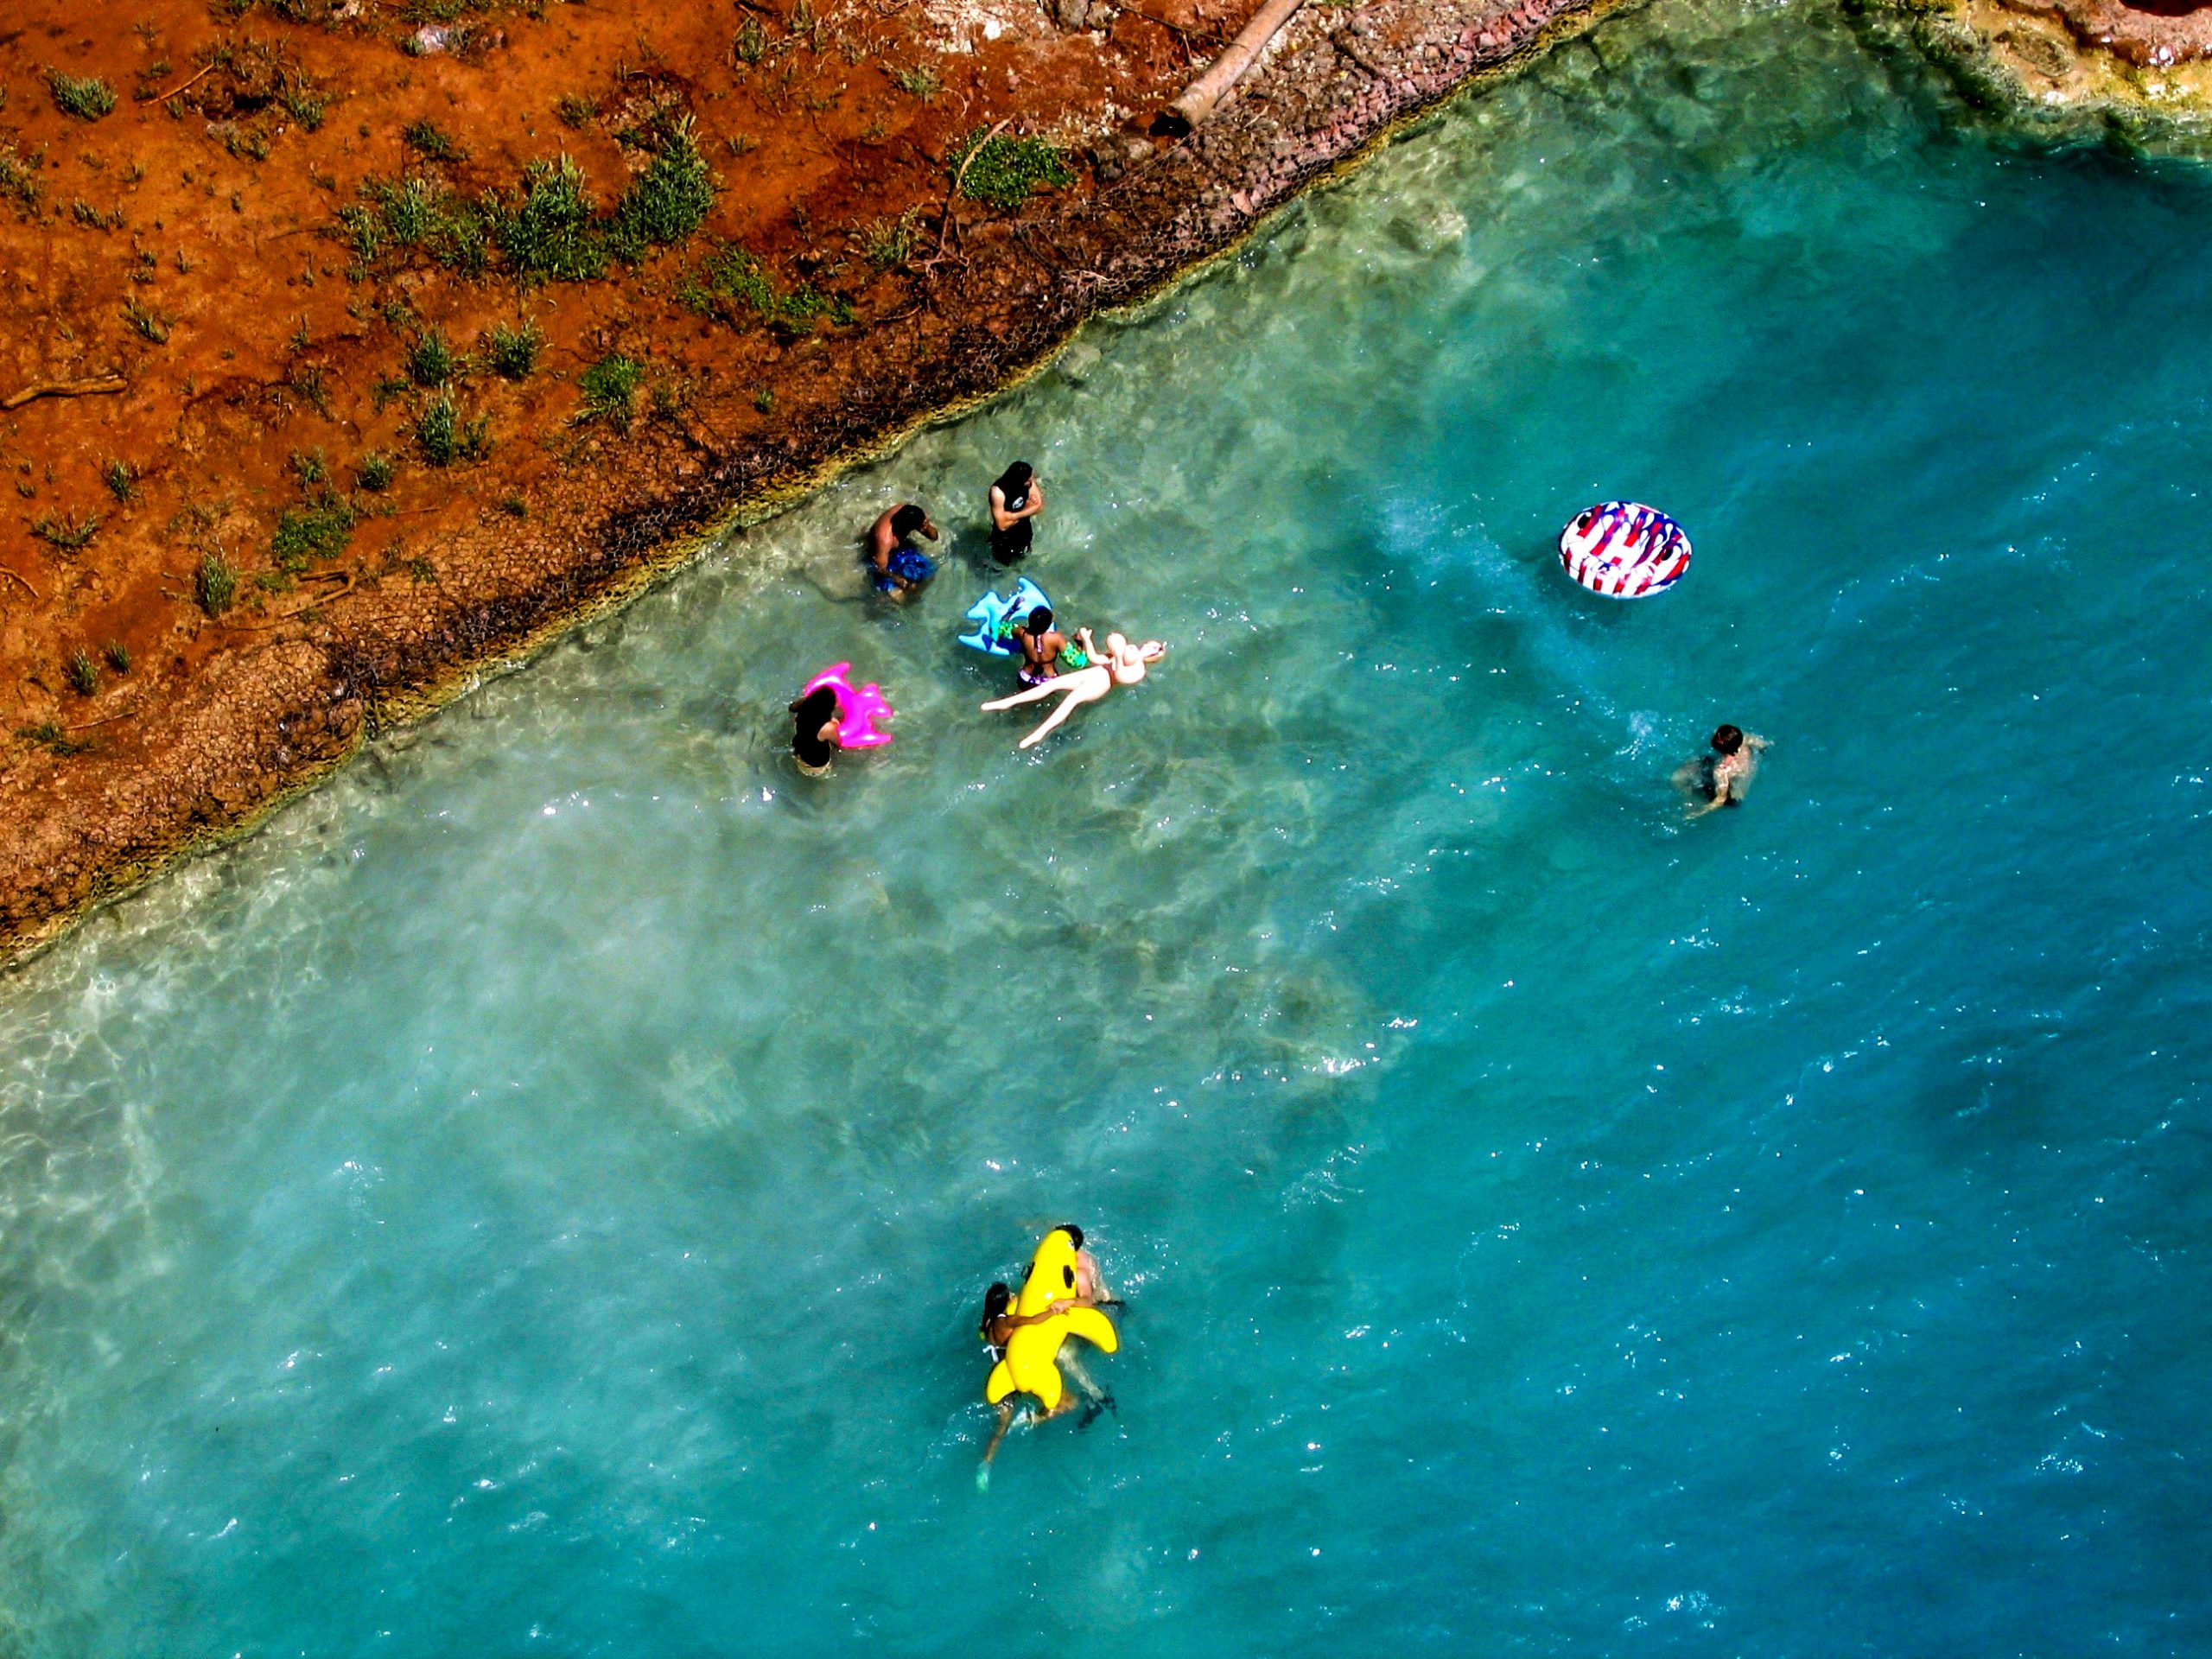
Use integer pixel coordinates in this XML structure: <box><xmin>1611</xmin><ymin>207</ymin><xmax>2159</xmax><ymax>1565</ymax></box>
<box><xmin>1075</xmin><ymin>1250</ymin><xmax>1113</xmax><ymax>1306</ymax></box>
<box><xmin>918</xmin><ymin>515</ymin><xmax>941</xmax><ymax>542</ymax></box>
<box><xmin>991</xmin><ymin>486</ymin><xmax>1017</xmax><ymax>531</ymax></box>
<box><xmin>1747</xmin><ymin>734</ymin><xmax>1770</xmax><ymax>753</ymax></box>
<box><xmin>1074</xmin><ymin>626</ymin><xmax>1097</xmax><ymax>657</ymax></box>
<box><xmin>869</xmin><ymin>512</ymin><xmax>894</xmax><ymax>572</ymax></box>
<box><xmin>1003</xmin><ymin>1298</ymin><xmax>1074</xmax><ymax>1329</ymax></box>
<box><xmin>1022</xmin><ymin>479</ymin><xmax>1044</xmax><ymax>519</ymax></box>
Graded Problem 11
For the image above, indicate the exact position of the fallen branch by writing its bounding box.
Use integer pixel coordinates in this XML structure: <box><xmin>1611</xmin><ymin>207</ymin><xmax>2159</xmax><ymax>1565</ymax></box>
<box><xmin>917</xmin><ymin>118</ymin><xmax>1011</xmax><ymax>272</ymax></box>
<box><xmin>213</xmin><ymin>570</ymin><xmax>355</xmax><ymax>628</ymax></box>
<box><xmin>148</xmin><ymin>61</ymin><xmax>218</xmax><ymax>104</ymax></box>
<box><xmin>2</xmin><ymin>375</ymin><xmax>128</xmax><ymax>413</ymax></box>
<box><xmin>0</xmin><ymin>567</ymin><xmax>39</xmax><ymax>599</ymax></box>
<box><xmin>1150</xmin><ymin>0</ymin><xmax>1307</xmax><ymax>135</ymax></box>
<box><xmin>67</xmin><ymin>704</ymin><xmax>142</xmax><ymax>733</ymax></box>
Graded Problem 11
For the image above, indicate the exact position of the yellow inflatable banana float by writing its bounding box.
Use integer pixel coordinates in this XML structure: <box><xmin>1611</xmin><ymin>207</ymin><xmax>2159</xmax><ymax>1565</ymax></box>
<box><xmin>985</xmin><ymin>1228</ymin><xmax>1119</xmax><ymax>1412</ymax></box>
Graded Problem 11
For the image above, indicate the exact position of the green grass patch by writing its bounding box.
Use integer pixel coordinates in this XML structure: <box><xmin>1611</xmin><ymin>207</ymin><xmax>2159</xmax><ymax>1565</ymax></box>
<box><xmin>402</xmin><ymin>118</ymin><xmax>463</xmax><ymax>162</ymax></box>
<box><xmin>102</xmin><ymin>459</ymin><xmax>137</xmax><ymax>501</ymax></box>
<box><xmin>556</xmin><ymin>92</ymin><xmax>600</xmax><ymax>128</ymax></box>
<box><xmin>480</xmin><ymin>320</ymin><xmax>543</xmax><ymax>379</ymax></box>
<box><xmin>858</xmin><ymin>206</ymin><xmax>922</xmax><ymax>270</ymax></box>
<box><xmin>103</xmin><ymin>639</ymin><xmax>131</xmax><ymax>674</ymax></box>
<box><xmin>270</xmin><ymin>488</ymin><xmax>357</xmax><ymax>573</ymax></box>
<box><xmin>413</xmin><ymin>391</ymin><xmax>491</xmax><ymax>466</ymax></box>
<box><xmin>575</xmin><ymin>353</ymin><xmax>642</xmax><ymax>431</ymax></box>
<box><xmin>0</xmin><ymin>144</ymin><xmax>44</xmax><ymax>217</ymax></box>
<box><xmin>677</xmin><ymin>241</ymin><xmax>849</xmax><ymax>329</ymax></box>
<box><xmin>122</xmin><ymin>296</ymin><xmax>170</xmax><ymax>343</ymax></box>
<box><xmin>890</xmin><ymin>63</ymin><xmax>939</xmax><ymax>100</ymax></box>
<box><xmin>30</xmin><ymin>510</ymin><xmax>99</xmax><ymax>551</ymax></box>
<box><xmin>48</xmin><ymin>71</ymin><xmax>116</xmax><ymax>121</ymax></box>
<box><xmin>607</xmin><ymin>117</ymin><xmax>715</xmax><ymax>257</ymax></box>
<box><xmin>196</xmin><ymin>550</ymin><xmax>238</xmax><ymax>616</ymax></box>
<box><xmin>493</xmin><ymin>154</ymin><xmax>605</xmax><ymax>282</ymax></box>
<box><xmin>406</xmin><ymin>327</ymin><xmax>460</xmax><ymax>387</ymax></box>
<box><xmin>17</xmin><ymin>721</ymin><xmax>93</xmax><ymax>757</ymax></box>
<box><xmin>65</xmin><ymin>647</ymin><xmax>99</xmax><ymax>697</ymax></box>
<box><xmin>949</xmin><ymin>127</ymin><xmax>1074</xmax><ymax>212</ymax></box>
<box><xmin>356</xmin><ymin>449</ymin><xmax>396</xmax><ymax>492</ymax></box>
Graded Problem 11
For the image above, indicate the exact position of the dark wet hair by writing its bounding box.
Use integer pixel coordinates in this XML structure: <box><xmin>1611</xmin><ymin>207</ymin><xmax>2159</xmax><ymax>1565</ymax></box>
<box><xmin>1056</xmin><ymin>1224</ymin><xmax>1084</xmax><ymax>1249</ymax></box>
<box><xmin>979</xmin><ymin>1281</ymin><xmax>1011</xmax><ymax>1338</ymax></box>
<box><xmin>793</xmin><ymin>685</ymin><xmax>838</xmax><ymax>728</ymax></box>
<box><xmin>1026</xmin><ymin>606</ymin><xmax>1053</xmax><ymax>632</ymax></box>
<box><xmin>890</xmin><ymin>503</ymin><xmax>927</xmax><ymax>540</ymax></box>
<box><xmin>995</xmin><ymin>461</ymin><xmax>1033</xmax><ymax>500</ymax></box>
<box><xmin>1712</xmin><ymin>724</ymin><xmax>1744</xmax><ymax>756</ymax></box>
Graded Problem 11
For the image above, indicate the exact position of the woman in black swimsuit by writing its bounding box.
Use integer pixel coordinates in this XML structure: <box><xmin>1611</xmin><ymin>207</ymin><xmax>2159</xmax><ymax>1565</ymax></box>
<box><xmin>988</xmin><ymin>461</ymin><xmax>1044</xmax><ymax>564</ymax></box>
<box><xmin>788</xmin><ymin>685</ymin><xmax>840</xmax><ymax>777</ymax></box>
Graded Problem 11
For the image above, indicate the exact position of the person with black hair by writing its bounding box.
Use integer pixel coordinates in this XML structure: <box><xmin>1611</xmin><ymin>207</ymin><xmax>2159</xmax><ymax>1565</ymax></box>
<box><xmin>978</xmin><ymin>1281</ymin><xmax>1077</xmax><ymax>1477</ymax></box>
<box><xmin>788</xmin><ymin>684</ymin><xmax>842</xmax><ymax>777</ymax></box>
<box><xmin>1010</xmin><ymin>605</ymin><xmax>1070</xmax><ymax>688</ymax></box>
<box><xmin>867</xmin><ymin>501</ymin><xmax>940</xmax><ymax>600</ymax></box>
<box><xmin>1680</xmin><ymin>723</ymin><xmax>1770</xmax><ymax>816</ymax></box>
<box><xmin>988</xmin><ymin>461</ymin><xmax>1044</xmax><ymax>564</ymax></box>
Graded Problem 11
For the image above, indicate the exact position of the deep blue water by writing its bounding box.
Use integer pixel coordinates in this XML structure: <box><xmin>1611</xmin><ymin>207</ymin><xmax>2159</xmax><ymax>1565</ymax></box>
<box><xmin>3</xmin><ymin>0</ymin><xmax>2209</xmax><ymax>1651</ymax></box>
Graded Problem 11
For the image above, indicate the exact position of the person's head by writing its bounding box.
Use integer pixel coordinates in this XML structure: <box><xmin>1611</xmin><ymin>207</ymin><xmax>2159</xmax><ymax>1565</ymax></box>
<box><xmin>1027</xmin><ymin>605</ymin><xmax>1053</xmax><ymax>634</ymax></box>
<box><xmin>794</xmin><ymin>685</ymin><xmax>839</xmax><ymax>731</ymax></box>
<box><xmin>1712</xmin><ymin>724</ymin><xmax>1744</xmax><ymax>756</ymax></box>
<box><xmin>890</xmin><ymin>503</ymin><xmax>928</xmax><ymax>541</ymax></box>
<box><xmin>979</xmin><ymin>1281</ymin><xmax>1011</xmax><ymax>1333</ymax></box>
<box><xmin>995</xmin><ymin>461</ymin><xmax>1033</xmax><ymax>498</ymax></box>
<box><xmin>1056</xmin><ymin>1224</ymin><xmax>1084</xmax><ymax>1250</ymax></box>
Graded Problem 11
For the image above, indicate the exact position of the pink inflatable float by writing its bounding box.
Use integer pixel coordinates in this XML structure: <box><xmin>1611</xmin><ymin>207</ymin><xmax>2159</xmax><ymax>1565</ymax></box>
<box><xmin>802</xmin><ymin>663</ymin><xmax>895</xmax><ymax>748</ymax></box>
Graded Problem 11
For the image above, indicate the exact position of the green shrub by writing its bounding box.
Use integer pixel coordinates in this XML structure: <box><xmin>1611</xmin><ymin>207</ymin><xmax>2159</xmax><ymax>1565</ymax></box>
<box><xmin>414</xmin><ymin>391</ymin><xmax>490</xmax><ymax>466</ymax></box>
<box><xmin>289</xmin><ymin>448</ymin><xmax>327</xmax><ymax>486</ymax></box>
<box><xmin>949</xmin><ymin>127</ymin><xmax>1074</xmax><ymax>212</ymax></box>
<box><xmin>103</xmin><ymin>639</ymin><xmax>131</xmax><ymax>674</ymax></box>
<box><xmin>357</xmin><ymin>449</ymin><xmax>396</xmax><ymax>492</ymax></box>
<box><xmin>480</xmin><ymin>320</ymin><xmax>543</xmax><ymax>379</ymax></box>
<box><xmin>406</xmin><ymin>327</ymin><xmax>459</xmax><ymax>387</ymax></box>
<box><xmin>678</xmin><ymin>242</ymin><xmax>849</xmax><ymax>329</ymax></box>
<box><xmin>341</xmin><ymin>175</ymin><xmax>492</xmax><ymax>276</ymax></box>
<box><xmin>270</xmin><ymin>490</ymin><xmax>357</xmax><ymax>572</ymax></box>
<box><xmin>493</xmin><ymin>154</ymin><xmax>606</xmax><ymax>283</ymax></box>
<box><xmin>101</xmin><ymin>459</ymin><xmax>137</xmax><ymax>501</ymax></box>
<box><xmin>575</xmin><ymin>353</ymin><xmax>642</xmax><ymax>431</ymax></box>
<box><xmin>196</xmin><ymin>550</ymin><xmax>238</xmax><ymax>615</ymax></box>
<box><xmin>48</xmin><ymin>71</ymin><xmax>116</xmax><ymax>121</ymax></box>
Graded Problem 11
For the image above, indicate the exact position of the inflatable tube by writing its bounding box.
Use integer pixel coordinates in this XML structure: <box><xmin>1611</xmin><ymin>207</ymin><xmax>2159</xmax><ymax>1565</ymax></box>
<box><xmin>1559</xmin><ymin>501</ymin><xmax>1692</xmax><ymax>599</ymax></box>
<box><xmin>984</xmin><ymin>1228</ymin><xmax>1119</xmax><ymax>1412</ymax></box>
<box><xmin>960</xmin><ymin>578</ymin><xmax>1052</xmax><ymax>657</ymax></box>
<box><xmin>801</xmin><ymin>663</ymin><xmax>894</xmax><ymax>749</ymax></box>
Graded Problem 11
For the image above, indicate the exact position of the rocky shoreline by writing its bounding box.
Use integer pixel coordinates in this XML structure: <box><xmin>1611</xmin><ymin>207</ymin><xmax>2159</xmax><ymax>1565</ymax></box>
<box><xmin>1</xmin><ymin>0</ymin><xmax>1625</xmax><ymax>967</ymax></box>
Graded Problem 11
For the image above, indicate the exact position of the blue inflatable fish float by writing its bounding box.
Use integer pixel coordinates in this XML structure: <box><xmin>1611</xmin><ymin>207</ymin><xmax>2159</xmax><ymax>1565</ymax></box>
<box><xmin>960</xmin><ymin>577</ymin><xmax>1052</xmax><ymax>656</ymax></box>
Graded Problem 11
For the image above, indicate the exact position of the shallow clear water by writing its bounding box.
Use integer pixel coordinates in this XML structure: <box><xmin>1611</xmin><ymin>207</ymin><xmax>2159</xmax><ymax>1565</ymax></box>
<box><xmin>6</xmin><ymin>1</ymin><xmax>2212</xmax><ymax>1651</ymax></box>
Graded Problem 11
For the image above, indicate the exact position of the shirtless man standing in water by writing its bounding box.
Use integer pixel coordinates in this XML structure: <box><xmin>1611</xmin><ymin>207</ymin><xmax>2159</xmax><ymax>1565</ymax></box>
<box><xmin>1681</xmin><ymin>724</ymin><xmax>1770</xmax><ymax>817</ymax></box>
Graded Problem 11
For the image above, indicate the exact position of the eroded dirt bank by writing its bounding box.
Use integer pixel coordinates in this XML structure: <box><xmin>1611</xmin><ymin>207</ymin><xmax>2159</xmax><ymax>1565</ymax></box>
<box><xmin>1</xmin><ymin>0</ymin><xmax>1611</xmax><ymax>965</ymax></box>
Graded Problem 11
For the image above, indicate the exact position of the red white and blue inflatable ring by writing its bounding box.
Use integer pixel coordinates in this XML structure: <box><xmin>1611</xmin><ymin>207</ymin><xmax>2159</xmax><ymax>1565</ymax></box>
<box><xmin>1558</xmin><ymin>501</ymin><xmax>1692</xmax><ymax>599</ymax></box>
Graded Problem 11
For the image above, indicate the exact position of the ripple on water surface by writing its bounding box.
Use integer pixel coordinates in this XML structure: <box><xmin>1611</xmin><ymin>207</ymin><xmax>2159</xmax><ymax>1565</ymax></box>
<box><xmin>3</xmin><ymin>0</ymin><xmax>2212</xmax><ymax>1651</ymax></box>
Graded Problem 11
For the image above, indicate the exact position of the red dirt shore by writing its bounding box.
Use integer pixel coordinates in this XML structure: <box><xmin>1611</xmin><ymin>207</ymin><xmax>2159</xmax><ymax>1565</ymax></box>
<box><xmin>1</xmin><ymin>0</ymin><xmax>1606</xmax><ymax>965</ymax></box>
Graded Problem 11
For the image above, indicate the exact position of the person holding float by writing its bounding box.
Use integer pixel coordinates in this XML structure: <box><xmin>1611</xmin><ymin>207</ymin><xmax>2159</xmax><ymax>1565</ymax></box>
<box><xmin>788</xmin><ymin>663</ymin><xmax>894</xmax><ymax>776</ymax></box>
<box><xmin>977</xmin><ymin>1226</ymin><xmax>1121</xmax><ymax>1488</ymax></box>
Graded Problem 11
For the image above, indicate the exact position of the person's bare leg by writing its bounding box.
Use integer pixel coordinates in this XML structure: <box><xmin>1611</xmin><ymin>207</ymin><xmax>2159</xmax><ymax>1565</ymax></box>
<box><xmin>978</xmin><ymin>1401</ymin><xmax>1016</xmax><ymax>1490</ymax></box>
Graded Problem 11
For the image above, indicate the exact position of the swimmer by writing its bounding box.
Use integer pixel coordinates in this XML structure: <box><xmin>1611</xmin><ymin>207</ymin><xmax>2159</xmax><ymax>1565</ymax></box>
<box><xmin>868</xmin><ymin>502</ymin><xmax>940</xmax><ymax>601</ymax></box>
<box><xmin>977</xmin><ymin>1282</ymin><xmax>1077</xmax><ymax>1474</ymax></box>
<box><xmin>1009</xmin><ymin>605</ymin><xmax>1068</xmax><ymax>687</ymax></box>
<box><xmin>788</xmin><ymin>684</ymin><xmax>841</xmax><ymax>777</ymax></box>
<box><xmin>988</xmin><ymin>461</ymin><xmax>1044</xmax><ymax>564</ymax></box>
<box><xmin>1680</xmin><ymin>723</ymin><xmax>1770</xmax><ymax>816</ymax></box>
<box><xmin>979</xmin><ymin>628</ymin><xmax>1164</xmax><ymax>750</ymax></box>
<box><xmin>1052</xmin><ymin>1224</ymin><xmax>1119</xmax><ymax>1425</ymax></box>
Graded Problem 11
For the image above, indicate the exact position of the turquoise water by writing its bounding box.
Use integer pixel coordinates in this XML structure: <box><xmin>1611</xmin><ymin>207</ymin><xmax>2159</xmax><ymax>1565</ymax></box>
<box><xmin>5</xmin><ymin>0</ymin><xmax>2212</xmax><ymax>1650</ymax></box>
